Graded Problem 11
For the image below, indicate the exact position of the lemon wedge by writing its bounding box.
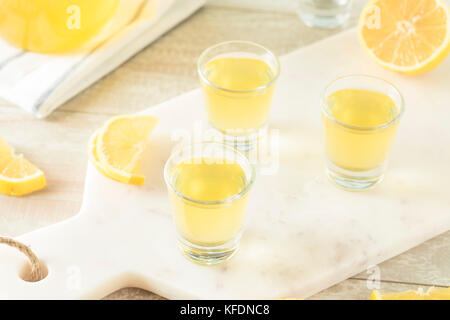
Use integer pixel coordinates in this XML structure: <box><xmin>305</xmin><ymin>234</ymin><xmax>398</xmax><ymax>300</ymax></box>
<box><xmin>0</xmin><ymin>137</ymin><xmax>46</xmax><ymax>196</ymax></box>
<box><xmin>371</xmin><ymin>287</ymin><xmax>450</xmax><ymax>300</ymax></box>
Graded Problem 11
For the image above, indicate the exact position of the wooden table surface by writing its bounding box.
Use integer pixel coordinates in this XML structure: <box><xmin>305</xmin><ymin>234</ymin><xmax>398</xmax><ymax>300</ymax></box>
<box><xmin>0</xmin><ymin>0</ymin><xmax>448</xmax><ymax>300</ymax></box>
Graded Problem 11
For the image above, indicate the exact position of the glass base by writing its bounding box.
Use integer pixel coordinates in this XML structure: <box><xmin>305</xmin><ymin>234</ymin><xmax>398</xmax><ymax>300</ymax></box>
<box><xmin>297</xmin><ymin>0</ymin><xmax>352</xmax><ymax>29</ymax></box>
<box><xmin>177</xmin><ymin>234</ymin><xmax>241</xmax><ymax>265</ymax></box>
<box><xmin>326</xmin><ymin>159</ymin><xmax>385</xmax><ymax>191</ymax></box>
<box><xmin>298</xmin><ymin>11</ymin><xmax>350</xmax><ymax>29</ymax></box>
<box><xmin>210</xmin><ymin>125</ymin><xmax>268</xmax><ymax>153</ymax></box>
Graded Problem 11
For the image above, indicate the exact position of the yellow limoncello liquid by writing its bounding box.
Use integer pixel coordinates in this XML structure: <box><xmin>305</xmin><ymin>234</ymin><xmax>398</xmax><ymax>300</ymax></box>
<box><xmin>201</xmin><ymin>57</ymin><xmax>276</xmax><ymax>135</ymax></box>
<box><xmin>323</xmin><ymin>89</ymin><xmax>400</xmax><ymax>171</ymax></box>
<box><xmin>168</xmin><ymin>157</ymin><xmax>249</xmax><ymax>246</ymax></box>
<box><xmin>0</xmin><ymin>0</ymin><xmax>118</xmax><ymax>53</ymax></box>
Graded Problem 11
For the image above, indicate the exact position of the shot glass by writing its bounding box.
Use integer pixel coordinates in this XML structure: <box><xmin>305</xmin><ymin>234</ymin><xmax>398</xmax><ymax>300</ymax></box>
<box><xmin>164</xmin><ymin>142</ymin><xmax>255</xmax><ymax>265</ymax></box>
<box><xmin>297</xmin><ymin>0</ymin><xmax>352</xmax><ymax>29</ymax></box>
<box><xmin>321</xmin><ymin>75</ymin><xmax>405</xmax><ymax>191</ymax></box>
<box><xmin>198</xmin><ymin>41</ymin><xmax>280</xmax><ymax>151</ymax></box>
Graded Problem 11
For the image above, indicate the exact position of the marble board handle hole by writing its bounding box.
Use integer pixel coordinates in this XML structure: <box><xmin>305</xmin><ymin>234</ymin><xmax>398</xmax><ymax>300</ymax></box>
<box><xmin>19</xmin><ymin>260</ymin><xmax>49</xmax><ymax>283</ymax></box>
<box><xmin>0</xmin><ymin>236</ymin><xmax>48</xmax><ymax>282</ymax></box>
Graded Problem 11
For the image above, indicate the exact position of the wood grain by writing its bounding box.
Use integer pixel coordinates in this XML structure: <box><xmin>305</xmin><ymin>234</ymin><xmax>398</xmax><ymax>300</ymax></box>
<box><xmin>0</xmin><ymin>0</ymin><xmax>448</xmax><ymax>300</ymax></box>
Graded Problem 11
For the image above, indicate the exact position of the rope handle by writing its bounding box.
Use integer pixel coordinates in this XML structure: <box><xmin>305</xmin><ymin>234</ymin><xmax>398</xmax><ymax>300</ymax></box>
<box><xmin>0</xmin><ymin>236</ymin><xmax>45</xmax><ymax>282</ymax></box>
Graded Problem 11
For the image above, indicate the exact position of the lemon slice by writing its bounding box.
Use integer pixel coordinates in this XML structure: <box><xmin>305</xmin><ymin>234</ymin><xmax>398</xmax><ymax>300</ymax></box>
<box><xmin>358</xmin><ymin>0</ymin><xmax>450</xmax><ymax>75</ymax></box>
<box><xmin>95</xmin><ymin>115</ymin><xmax>158</xmax><ymax>185</ymax></box>
<box><xmin>88</xmin><ymin>128</ymin><xmax>143</xmax><ymax>184</ymax></box>
<box><xmin>371</xmin><ymin>287</ymin><xmax>450</xmax><ymax>300</ymax></box>
<box><xmin>88</xmin><ymin>129</ymin><xmax>110</xmax><ymax>178</ymax></box>
<box><xmin>0</xmin><ymin>137</ymin><xmax>46</xmax><ymax>196</ymax></box>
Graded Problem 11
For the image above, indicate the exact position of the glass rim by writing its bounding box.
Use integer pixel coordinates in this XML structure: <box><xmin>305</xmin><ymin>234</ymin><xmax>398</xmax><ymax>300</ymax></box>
<box><xmin>163</xmin><ymin>142</ymin><xmax>256</xmax><ymax>206</ymax></box>
<box><xmin>321</xmin><ymin>74</ymin><xmax>405</xmax><ymax>131</ymax></box>
<box><xmin>197</xmin><ymin>40</ymin><xmax>280</xmax><ymax>94</ymax></box>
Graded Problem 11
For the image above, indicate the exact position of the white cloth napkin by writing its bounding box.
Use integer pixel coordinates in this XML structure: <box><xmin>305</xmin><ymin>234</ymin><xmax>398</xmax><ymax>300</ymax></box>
<box><xmin>0</xmin><ymin>0</ymin><xmax>205</xmax><ymax>118</ymax></box>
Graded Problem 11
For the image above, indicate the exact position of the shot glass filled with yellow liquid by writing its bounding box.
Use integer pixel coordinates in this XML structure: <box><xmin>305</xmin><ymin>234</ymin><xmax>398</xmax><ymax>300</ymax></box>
<box><xmin>164</xmin><ymin>142</ymin><xmax>255</xmax><ymax>265</ymax></box>
<box><xmin>322</xmin><ymin>75</ymin><xmax>405</xmax><ymax>191</ymax></box>
<box><xmin>198</xmin><ymin>41</ymin><xmax>280</xmax><ymax>151</ymax></box>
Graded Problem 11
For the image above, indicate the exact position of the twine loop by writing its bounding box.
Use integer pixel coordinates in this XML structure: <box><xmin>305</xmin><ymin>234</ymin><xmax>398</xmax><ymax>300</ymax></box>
<box><xmin>0</xmin><ymin>236</ymin><xmax>45</xmax><ymax>282</ymax></box>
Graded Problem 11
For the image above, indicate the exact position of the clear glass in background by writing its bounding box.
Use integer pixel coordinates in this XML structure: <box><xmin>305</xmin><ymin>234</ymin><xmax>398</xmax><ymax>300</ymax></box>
<box><xmin>164</xmin><ymin>142</ymin><xmax>255</xmax><ymax>265</ymax></box>
<box><xmin>297</xmin><ymin>0</ymin><xmax>352</xmax><ymax>29</ymax></box>
<box><xmin>198</xmin><ymin>41</ymin><xmax>280</xmax><ymax>151</ymax></box>
<box><xmin>322</xmin><ymin>75</ymin><xmax>405</xmax><ymax>191</ymax></box>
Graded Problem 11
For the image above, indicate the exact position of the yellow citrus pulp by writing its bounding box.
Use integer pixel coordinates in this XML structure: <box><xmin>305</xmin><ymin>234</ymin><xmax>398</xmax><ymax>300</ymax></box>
<box><xmin>0</xmin><ymin>137</ymin><xmax>46</xmax><ymax>196</ymax></box>
<box><xmin>358</xmin><ymin>0</ymin><xmax>450</xmax><ymax>75</ymax></box>
<box><xmin>88</xmin><ymin>115</ymin><xmax>158</xmax><ymax>185</ymax></box>
<box><xmin>371</xmin><ymin>287</ymin><xmax>450</xmax><ymax>300</ymax></box>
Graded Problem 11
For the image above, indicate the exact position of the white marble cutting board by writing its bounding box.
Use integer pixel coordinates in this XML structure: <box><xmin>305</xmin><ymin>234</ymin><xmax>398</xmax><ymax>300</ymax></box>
<box><xmin>1</xmin><ymin>28</ymin><xmax>450</xmax><ymax>300</ymax></box>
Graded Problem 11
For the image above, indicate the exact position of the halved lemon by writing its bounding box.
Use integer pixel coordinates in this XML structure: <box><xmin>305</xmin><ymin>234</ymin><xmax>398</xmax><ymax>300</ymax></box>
<box><xmin>358</xmin><ymin>0</ymin><xmax>450</xmax><ymax>75</ymax></box>
<box><xmin>95</xmin><ymin>115</ymin><xmax>158</xmax><ymax>185</ymax></box>
<box><xmin>371</xmin><ymin>287</ymin><xmax>450</xmax><ymax>300</ymax></box>
<box><xmin>0</xmin><ymin>137</ymin><xmax>46</xmax><ymax>196</ymax></box>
